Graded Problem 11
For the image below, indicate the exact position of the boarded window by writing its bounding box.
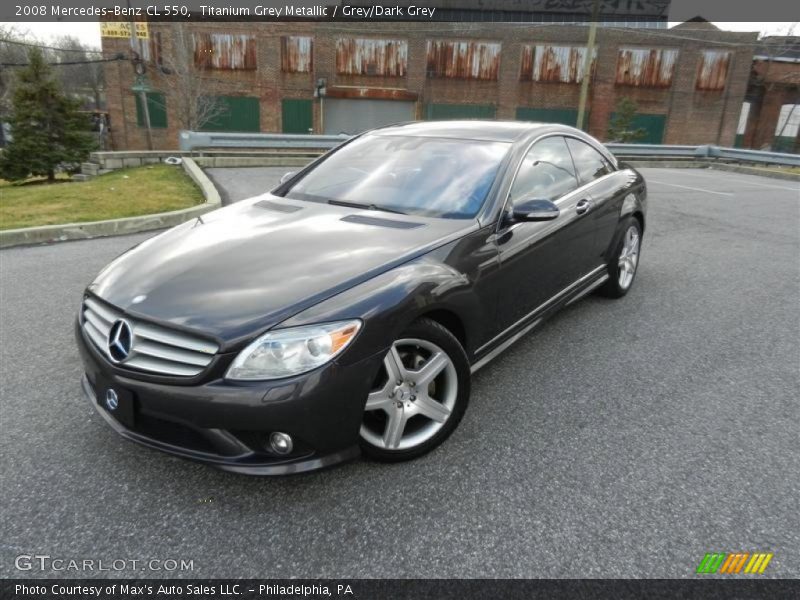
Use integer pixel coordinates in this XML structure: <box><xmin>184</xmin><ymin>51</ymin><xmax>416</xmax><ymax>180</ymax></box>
<box><xmin>135</xmin><ymin>92</ymin><xmax>167</xmax><ymax>128</ymax></box>
<box><xmin>520</xmin><ymin>45</ymin><xmax>595</xmax><ymax>83</ymax></box>
<box><xmin>200</xmin><ymin>96</ymin><xmax>260</xmax><ymax>132</ymax></box>
<box><xmin>131</xmin><ymin>31</ymin><xmax>162</xmax><ymax>65</ymax></box>
<box><xmin>336</xmin><ymin>38</ymin><xmax>408</xmax><ymax>77</ymax></box>
<box><xmin>281</xmin><ymin>36</ymin><xmax>313</xmax><ymax>73</ymax></box>
<box><xmin>194</xmin><ymin>33</ymin><xmax>257</xmax><ymax>70</ymax></box>
<box><xmin>426</xmin><ymin>41</ymin><xmax>501</xmax><ymax>81</ymax></box>
<box><xmin>616</xmin><ymin>48</ymin><xmax>678</xmax><ymax>88</ymax></box>
<box><xmin>426</xmin><ymin>103</ymin><xmax>496</xmax><ymax>120</ymax></box>
<box><xmin>696</xmin><ymin>50</ymin><xmax>731</xmax><ymax>91</ymax></box>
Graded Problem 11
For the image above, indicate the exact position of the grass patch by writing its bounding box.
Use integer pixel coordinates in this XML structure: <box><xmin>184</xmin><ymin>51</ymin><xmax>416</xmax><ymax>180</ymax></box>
<box><xmin>0</xmin><ymin>164</ymin><xmax>205</xmax><ymax>231</ymax></box>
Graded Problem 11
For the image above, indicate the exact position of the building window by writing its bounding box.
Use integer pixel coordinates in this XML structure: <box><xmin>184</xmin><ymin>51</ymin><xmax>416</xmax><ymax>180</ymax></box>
<box><xmin>199</xmin><ymin>96</ymin><xmax>260</xmax><ymax>132</ymax></box>
<box><xmin>735</xmin><ymin>102</ymin><xmax>751</xmax><ymax>147</ymax></box>
<box><xmin>520</xmin><ymin>45</ymin><xmax>595</xmax><ymax>83</ymax></box>
<box><xmin>615</xmin><ymin>48</ymin><xmax>678</xmax><ymax>88</ymax></box>
<box><xmin>774</xmin><ymin>104</ymin><xmax>800</xmax><ymax>152</ymax></box>
<box><xmin>194</xmin><ymin>33</ymin><xmax>257</xmax><ymax>70</ymax></box>
<box><xmin>135</xmin><ymin>92</ymin><xmax>167</xmax><ymax>128</ymax></box>
<box><xmin>696</xmin><ymin>50</ymin><xmax>731</xmax><ymax>91</ymax></box>
<box><xmin>426</xmin><ymin>41</ymin><xmax>501</xmax><ymax>81</ymax></box>
<box><xmin>335</xmin><ymin>38</ymin><xmax>408</xmax><ymax>77</ymax></box>
<box><xmin>281</xmin><ymin>36</ymin><xmax>313</xmax><ymax>73</ymax></box>
<box><xmin>130</xmin><ymin>31</ymin><xmax>162</xmax><ymax>65</ymax></box>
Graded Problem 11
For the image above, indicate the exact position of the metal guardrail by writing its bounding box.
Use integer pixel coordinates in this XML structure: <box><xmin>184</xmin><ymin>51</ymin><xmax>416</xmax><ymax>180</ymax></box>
<box><xmin>608</xmin><ymin>143</ymin><xmax>800</xmax><ymax>167</ymax></box>
<box><xmin>178</xmin><ymin>130</ymin><xmax>800</xmax><ymax>167</ymax></box>
<box><xmin>179</xmin><ymin>131</ymin><xmax>348</xmax><ymax>152</ymax></box>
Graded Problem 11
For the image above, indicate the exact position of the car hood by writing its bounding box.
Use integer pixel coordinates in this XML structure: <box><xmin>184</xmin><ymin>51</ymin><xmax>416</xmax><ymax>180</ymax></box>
<box><xmin>89</xmin><ymin>195</ymin><xmax>474</xmax><ymax>348</ymax></box>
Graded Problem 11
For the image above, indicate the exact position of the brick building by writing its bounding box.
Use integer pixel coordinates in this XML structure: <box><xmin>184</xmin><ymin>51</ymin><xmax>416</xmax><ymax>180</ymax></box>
<box><xmin>737</xmin><ymin>36</ymin><xmax>800</xmax><ymax>152</ymax></box>
<box><xmin>101</xmin><ymin>20</ymin><xmax>757</xmax><ymax>150</ymax></box>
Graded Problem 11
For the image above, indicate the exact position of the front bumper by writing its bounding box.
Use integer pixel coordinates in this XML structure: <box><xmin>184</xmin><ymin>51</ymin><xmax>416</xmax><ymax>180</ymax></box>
<box><xmin>77</xmin><ymin>321</ymin><xmax>382</xmax><ymax>475</ymax></box>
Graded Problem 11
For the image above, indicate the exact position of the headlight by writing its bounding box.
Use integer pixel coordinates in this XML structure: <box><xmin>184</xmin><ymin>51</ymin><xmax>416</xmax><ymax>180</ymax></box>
<box><xmin>225</xmin><ymin>320</ymin><xmax>362</xmax><ymax>380</ymax></box>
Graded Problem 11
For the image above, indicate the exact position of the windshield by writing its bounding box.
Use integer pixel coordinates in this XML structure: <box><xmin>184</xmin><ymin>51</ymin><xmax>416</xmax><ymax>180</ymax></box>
<box><xmin>283</xmin><ymin>134</ymin><xmax>510</xmax><ymax>219</ymax></box>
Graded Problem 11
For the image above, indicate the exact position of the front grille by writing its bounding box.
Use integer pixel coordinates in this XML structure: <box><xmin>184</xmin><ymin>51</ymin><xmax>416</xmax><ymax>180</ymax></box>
<box><xmin>81</xmin><ymin>297</ymin><xmax>218</xmax><ymax>377</ymax></box>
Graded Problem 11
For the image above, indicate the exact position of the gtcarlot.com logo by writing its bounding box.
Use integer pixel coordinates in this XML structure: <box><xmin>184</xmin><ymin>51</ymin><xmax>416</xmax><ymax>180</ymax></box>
<box><xmin>15</xmin><ymin>554</ymin><xmax>194</xmax><ymax>572</ymax></box>
<box><xmin>696</xmin><ymin>552</ymin><xmax>773</xmax><ymax>574</ymax></box>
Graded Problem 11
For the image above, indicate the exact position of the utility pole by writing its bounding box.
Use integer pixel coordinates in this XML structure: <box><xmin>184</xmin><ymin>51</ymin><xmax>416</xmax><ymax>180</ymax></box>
<box><xmin>128</xmin><ymin>14</ymin><xmax>153</xmax><ymax>150</ymax></box>
<box><xmin>576</xmin><ymin>0</ymin><xmax>601</xmax><ymax>131</ymax></box>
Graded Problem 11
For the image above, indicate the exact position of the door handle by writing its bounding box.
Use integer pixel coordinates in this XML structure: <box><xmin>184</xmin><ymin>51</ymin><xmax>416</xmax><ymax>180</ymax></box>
<box><xmin>575</xmin><ymin>199</ymin><xmax>593</xmax><ymax>215</ymax></box>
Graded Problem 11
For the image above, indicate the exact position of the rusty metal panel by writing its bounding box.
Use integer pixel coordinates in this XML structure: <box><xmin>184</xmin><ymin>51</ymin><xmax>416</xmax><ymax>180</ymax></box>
<box><xmin>194</xmin><ymin>33</ymin><xmax>257</xmax><ymax>70</ymax></box>
<box><xmin>426</xmin><ymin>40</ymin><xmax>501</xmax><ymax>81</ymax></box>
<box><xmin>131</xmin><ymin>31</ymin><xmax>162</xmax><ymax>65</ymax></box>
<box><xmin>335</xmin><ymin>38</ymin><xmax>408</xmax><ymax>77</ymax></box>
<box><xmin>696</xmin><ymin>50</ymin><xmax>731</xmax><ymax>91</ymax></box>
<box><xmin>281</xmin><ymin>36</ymin><xmax>313</xmax><ymax>73</ymax></box>
<box><xmin>616</xmin><ymin>47</ymin><xmax>678</xmax><ymax>88</ymax></box>
<box><xmin>520</xmin><ymin>45</ymin><xmax>595</xmax><ymax>83</ymax></box>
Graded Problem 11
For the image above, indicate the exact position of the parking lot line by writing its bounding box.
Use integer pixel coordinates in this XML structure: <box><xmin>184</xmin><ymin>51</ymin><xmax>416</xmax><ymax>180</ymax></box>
<box><xmin>647</xmin><ymin>179</ymin><xmax>734</xmax><ymax>196</ymax></box>
<box><xmin>675</xmin><ymin>169</ymin><xmax>800</xmax><ymax>192</ymax></box>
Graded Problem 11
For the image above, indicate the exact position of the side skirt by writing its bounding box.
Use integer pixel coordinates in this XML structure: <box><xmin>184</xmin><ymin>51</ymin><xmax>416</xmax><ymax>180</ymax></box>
<box><xmin>471</xmin><ymin>267</ymin><xmax>609</xmax><ymax>374</ymax></box>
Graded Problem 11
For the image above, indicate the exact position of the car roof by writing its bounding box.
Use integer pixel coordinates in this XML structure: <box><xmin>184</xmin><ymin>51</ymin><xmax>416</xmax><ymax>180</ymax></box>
<box><xmin>371</xmin><ymin>120</ymin><xmax>576</xmax><ymax>143</ymax></box>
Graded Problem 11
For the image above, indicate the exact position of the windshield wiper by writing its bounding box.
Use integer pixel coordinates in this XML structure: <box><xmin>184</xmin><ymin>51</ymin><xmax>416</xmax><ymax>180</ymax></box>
<box><xmin>326</xmin><ymin>199</ymin><xmax>407</xmax><ymax>215</ymax></box>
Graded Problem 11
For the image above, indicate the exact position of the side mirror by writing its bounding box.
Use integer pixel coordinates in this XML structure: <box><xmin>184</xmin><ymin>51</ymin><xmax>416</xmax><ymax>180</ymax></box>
<box><xmin>512</xmin><ymin>198</ymin><xmax>560</xmax><ymax>222</ymax></box>
<box><xmin>280</xmin><ymin>171</ymin><xmax>297</xmax><ymax>184</ymax></box>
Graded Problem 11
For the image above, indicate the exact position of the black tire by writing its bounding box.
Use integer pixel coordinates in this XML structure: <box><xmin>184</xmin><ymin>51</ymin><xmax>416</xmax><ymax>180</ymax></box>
<box><xmin>598</xmin><ymin>216</ymin><xmax>642</xmax><ymax>299</ymax></box>
<box><xmin>360</xmin><ymin>318</ymin><xmax>470</xmax><ymax>462</ymax></box>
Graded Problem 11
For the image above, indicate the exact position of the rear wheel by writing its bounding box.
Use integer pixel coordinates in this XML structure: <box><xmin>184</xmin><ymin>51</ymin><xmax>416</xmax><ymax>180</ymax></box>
<box><xmin>599</xmin><ymin>218</ymin><xmax>642</xmax><ymax>298</ymax></box>
<box><xmin>359</xmin><ymin>318</ymin><xmax>470</xmax><ymax>462</ymax></box>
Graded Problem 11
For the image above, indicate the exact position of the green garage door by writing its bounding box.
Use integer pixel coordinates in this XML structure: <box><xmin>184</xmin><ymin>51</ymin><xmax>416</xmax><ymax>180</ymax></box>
<box><xmin>135</xmin><ymin>92</ymin><xmax>167</xmax><ymax>128</ymax></box>
<box><xmin>516</xmin><ymin>107</ymin><xmax>578</xmax><ymax>126</ymax></box>
<box><xmin>200</xmin><ymin>96</ymin><xmax>260</xmax><ymax>132</ymax></box>
<box><xmin>282</xmin><ymin>99</ymin><xmax>313</xmax><ymax>134</ymax></box>
<box><xmin>426</xmin><ymin>104</ymin><xmax>496</xmax><ymax>120</ymax></box>
<box><xmin>609</xmin><ymin>112</ymin><xmax>666</xmax><ymax>144</ymax></box>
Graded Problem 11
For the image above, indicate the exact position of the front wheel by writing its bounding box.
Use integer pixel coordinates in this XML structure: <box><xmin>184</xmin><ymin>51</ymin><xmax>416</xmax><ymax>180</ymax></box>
<box><xmin>359</xmin><ymin>318</ymin><xmax>470</xmax><ymax>462</ymax></box>
<box><xmin>599</xmin><ymin>218</ymin><xmax>642</xmax><ymax>298</ymax></box>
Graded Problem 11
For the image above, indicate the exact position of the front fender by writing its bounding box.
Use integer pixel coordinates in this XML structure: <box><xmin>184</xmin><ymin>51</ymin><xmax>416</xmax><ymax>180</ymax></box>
<box><xmin>279</xmin><ymin>254</ymin><xmax>484</xmax><ymax>366</ymax></box>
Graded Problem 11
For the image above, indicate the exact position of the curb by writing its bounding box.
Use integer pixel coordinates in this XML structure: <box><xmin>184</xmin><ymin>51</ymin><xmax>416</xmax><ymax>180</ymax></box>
<box><xmin>192</xmin><ymin>156</ymin><xmax>315</xmax><ymax>168</ymax></box>
<box><xmin>0</xmin><ymin>158</ymin><xmax>221</xmax><ymax>250</ymax></box>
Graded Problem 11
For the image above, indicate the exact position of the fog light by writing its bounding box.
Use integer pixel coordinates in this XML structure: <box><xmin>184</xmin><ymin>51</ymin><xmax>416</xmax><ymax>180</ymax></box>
<box><xmin>269</xmin><ymin>432</ymin><xmax>293</xmax><ymax>455</ymax></box>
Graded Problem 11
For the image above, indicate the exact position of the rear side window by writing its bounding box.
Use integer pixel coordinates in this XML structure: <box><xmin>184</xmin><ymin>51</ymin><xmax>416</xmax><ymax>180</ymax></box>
<box><xmin>509</xmin><ymin>136</ymin><xmax>578</xmax><ymax>204</ymax></box>
<box><xmin>566</xmin><ymin>138</ymin><xmax>614</xmax><ymax>184</ymax></box>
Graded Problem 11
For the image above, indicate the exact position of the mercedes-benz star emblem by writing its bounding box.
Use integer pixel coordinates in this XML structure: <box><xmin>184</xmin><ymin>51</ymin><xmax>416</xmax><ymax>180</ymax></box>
<box><xmin>105</xmin><ymin>389</ymin><xmax>119</xmax><ymax>411</ymax></box>
<box><xmin>107</xmin><ymin>319</ymin><xmax>133</xmax><ymax>363</ymax></box>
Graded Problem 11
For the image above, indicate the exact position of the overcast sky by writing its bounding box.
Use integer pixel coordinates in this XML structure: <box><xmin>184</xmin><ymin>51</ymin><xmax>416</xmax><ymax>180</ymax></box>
<box><xmin>7</xmin><ymin>21</ymin><xmax>797</xmax><ymax>50</ymax></box>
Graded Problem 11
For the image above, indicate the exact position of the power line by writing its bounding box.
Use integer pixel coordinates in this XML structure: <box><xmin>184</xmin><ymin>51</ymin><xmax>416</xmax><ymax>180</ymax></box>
<box><xmin>0</xmin><ymin>56</ymin><xmax>124</xmax><ymax>67</ymax></box>
<box><xmin>0</xmin><ymin>37</ymin><xmax>104</xmax><ymax>54</ymax></box>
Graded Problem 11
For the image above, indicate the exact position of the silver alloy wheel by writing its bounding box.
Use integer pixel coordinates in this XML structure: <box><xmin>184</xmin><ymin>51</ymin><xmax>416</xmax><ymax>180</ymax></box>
<box><xmin>618</xmin><ymin>225</ymin><xmax>640</xmax><ymax>290</ymax></box>
<box><xmin>360</xmin><ymin>338</ymin><xmax>457</xmax><ymax>451</ymax></box>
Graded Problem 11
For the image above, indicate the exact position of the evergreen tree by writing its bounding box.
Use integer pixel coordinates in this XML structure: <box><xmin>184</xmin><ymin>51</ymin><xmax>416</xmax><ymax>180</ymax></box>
<box><xmin>0</xmin><ymin>48</ymin><xmax>96</xmax><ymax>182</ymax></box>
<box><xmin>607</xmin><ymin>97</ymin><xmax>647</xmax><ymax>143</ymax></box>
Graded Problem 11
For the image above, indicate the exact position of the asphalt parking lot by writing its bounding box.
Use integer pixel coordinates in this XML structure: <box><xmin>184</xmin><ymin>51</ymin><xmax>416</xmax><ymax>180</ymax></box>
<box><xmin>0</xmin><ymin>167</ymin><xmax>798</xmax><ymax>578</ymax></box>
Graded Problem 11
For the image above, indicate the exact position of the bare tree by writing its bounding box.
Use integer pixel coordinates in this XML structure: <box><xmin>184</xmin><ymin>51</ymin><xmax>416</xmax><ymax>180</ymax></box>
<box><xmin>158</xmin><ymin>23</ymin><xmax>226</xmax><ymax>131</ymax></box>
<box><xmin>0</xmin><ymin>27</ymin><xmax>34</xmax><ymax>115</ymax></box>
<box><xmin>52</xmin><ymin>35</ymin><xmax>105</xmax><ymax>110</ymax></box>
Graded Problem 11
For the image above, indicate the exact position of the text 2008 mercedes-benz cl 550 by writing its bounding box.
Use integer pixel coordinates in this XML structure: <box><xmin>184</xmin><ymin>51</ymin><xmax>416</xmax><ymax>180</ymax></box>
<box><xmin>76</xmin><ymin>121</ymin><xmax>646</xmax><ymax>475</ymax></box>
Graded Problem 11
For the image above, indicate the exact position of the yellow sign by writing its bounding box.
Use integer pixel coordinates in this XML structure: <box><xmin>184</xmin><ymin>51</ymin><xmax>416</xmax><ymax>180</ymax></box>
<box><xmin>100</xmin><ymin>22</ymin><xmax>149</xmax><ymax>40</ymax></box>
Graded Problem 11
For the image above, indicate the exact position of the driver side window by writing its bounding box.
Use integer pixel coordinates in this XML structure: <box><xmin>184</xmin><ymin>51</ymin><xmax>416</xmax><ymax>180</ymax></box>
<box><xmin>509</xmin><ymin>136</ymin><xmax>578</xmax><ymax>205</ymax></box>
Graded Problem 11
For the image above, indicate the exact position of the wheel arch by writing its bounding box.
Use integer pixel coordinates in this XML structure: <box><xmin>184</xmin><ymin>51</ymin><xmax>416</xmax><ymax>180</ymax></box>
<box><xmin>414</xmin><ymin>308</ymin><xmax>467</xmax><ymax>352</ymax></box>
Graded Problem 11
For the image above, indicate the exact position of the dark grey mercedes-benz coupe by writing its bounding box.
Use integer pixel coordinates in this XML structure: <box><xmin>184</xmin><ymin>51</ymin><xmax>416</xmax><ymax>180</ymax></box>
<box><xmin>76</xmin><ymin>120</ymin><xmax>646</xmax><ymax>474</ymax></box>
